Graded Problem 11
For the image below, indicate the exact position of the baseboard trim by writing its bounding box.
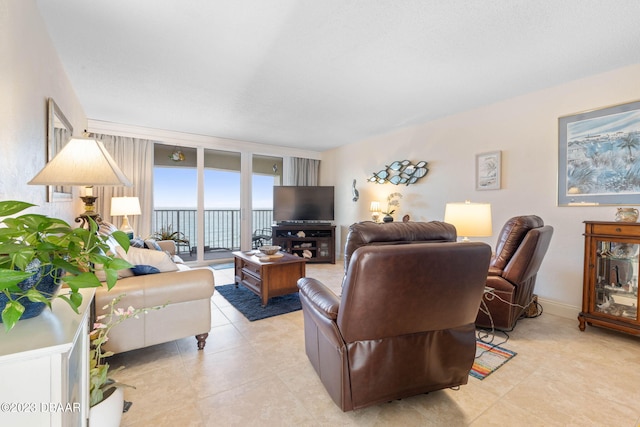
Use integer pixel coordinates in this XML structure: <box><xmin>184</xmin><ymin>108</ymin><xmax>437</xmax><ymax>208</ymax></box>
<box><xmin>538</xmin><ymin>297</ymin><xmax>580</xmax><ymax>320</ymax></box>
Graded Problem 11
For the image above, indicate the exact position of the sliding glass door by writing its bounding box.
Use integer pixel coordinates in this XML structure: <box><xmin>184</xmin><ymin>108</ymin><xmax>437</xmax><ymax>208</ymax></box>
<box><xmin>252</xmin><ymin>155</ymin><xmax>282</xmax><ymax>248</ymax></box>
<box><xmin>153</xmin><ymin>145</ymin><xmax>197</xmax><ymax>256</ymax></box>
<box><xmin>202</xmin><ymin>148</ymin><xmax>242</xmax><ymax>259</ymax></box>
<box><xmin>153</xmin><ymin>144</ymin><xmax>282</xmax><ymax>263</ymax></box>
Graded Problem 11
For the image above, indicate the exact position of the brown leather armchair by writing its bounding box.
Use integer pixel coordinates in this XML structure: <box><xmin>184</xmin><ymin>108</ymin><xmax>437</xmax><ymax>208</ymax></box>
<box><xmin>298</xmin><ymin>236</ymin><xmax>491</xmax><ymax>411</ymax></box>
<box><xmin>343</xmin><ymin>220</ymin><xmax>457</xmax><ymax>267</ymax></box>
<box><xmin>341</xmin><ymin>220</ymin><xmax>457</xmax><ymax>286</ymax></box>
<box><xmin>475</xmin><ymin>215</ymin><xmax>554</xmax><ymax>331</ymax></box>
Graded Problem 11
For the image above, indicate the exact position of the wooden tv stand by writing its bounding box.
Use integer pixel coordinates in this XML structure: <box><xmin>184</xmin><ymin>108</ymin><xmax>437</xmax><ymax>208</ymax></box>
<box><xmin>272</xmin><ymin>224</ymin><xmax>336</xmax><ymax>264</ymax></box>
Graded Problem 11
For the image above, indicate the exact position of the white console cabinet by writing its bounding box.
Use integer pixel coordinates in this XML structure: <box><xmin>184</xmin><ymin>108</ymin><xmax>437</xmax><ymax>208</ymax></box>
<box><xmin>0</xmin><ymin>288</ymin><xmax>94</xmax><ymax>427</ymax></box>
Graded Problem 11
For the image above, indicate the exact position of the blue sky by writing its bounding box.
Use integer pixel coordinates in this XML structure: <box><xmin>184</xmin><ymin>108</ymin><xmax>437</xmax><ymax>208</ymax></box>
<box><xmin>154</xmin><ymin>167</ymin><xmax>274</xmax><ymax>209</ymax></box>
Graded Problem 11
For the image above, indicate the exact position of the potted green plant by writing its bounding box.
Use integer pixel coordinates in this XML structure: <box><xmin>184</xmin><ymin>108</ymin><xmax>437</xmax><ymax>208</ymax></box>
<box><xmin>149</xmin><ymin>224</ymin><xmax>189</xmax><ymax>246</ymax></box>
<box><xmin>0</xmin><ymin>200</ymin><xmax>132</xmax><ymax>331</ymax></box>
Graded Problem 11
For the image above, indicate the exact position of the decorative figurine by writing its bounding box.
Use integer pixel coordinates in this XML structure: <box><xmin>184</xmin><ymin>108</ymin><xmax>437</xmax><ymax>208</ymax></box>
<box><xmin>615</xmin><ymin>207</ymin><xmax>639</xmax><ymax>222</ymax></box>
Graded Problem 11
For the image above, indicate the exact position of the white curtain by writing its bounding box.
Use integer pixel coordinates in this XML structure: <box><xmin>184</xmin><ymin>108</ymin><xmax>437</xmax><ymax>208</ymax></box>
<box><xmin>91</xmin><ymin>134</ymin><xmax>154</xmax><ymax>238</ymax></box>
<box><xmin>284</xmin><ymin>157</ymin><xmax>320</xmax><ymax>185</ymax></box>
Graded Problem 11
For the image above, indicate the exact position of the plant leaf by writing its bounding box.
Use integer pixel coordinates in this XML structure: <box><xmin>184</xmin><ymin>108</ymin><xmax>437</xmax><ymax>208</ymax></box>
<box><xmin>11</xmin><ymin>249</ymin><xmax>35</xmax><ymax>271</ymax></box>
<box><xmin>0</xmin><ymin>201</ymin><xmax>35</xmax><ymax>217</ymax></box>
<box><xmin>52</xmin><ymin>257</ymin><xmax>80</xmax><ymax>275</ymax></box>
<box><xmin>111</xmin><ymin>231</ymin><xmax>131</xmax><ymax>252</ymax></box>
<box><xmin>69</xmin><ymin>290</ymin><xmax>83</xmax><ymax>308</ymax></box>
<box><xmin>57</xmin><ymin>294</ymin><xmax>81</xmax><ymax>313</ymax></box>
<box><xmin>2</xmin><ymin>301</ymin><xmax>25</xmax><ymax>331</ymax></box>
<box><xmin>24</xmin><ymin>288</ymin><xmax>52</xmax><ymax>305</ymax></box>
<box><xmin>103</xmin><ymin>269</ymin><xmax>118</xmax><ymax>289</ymax></box>
<box><xmin>0</xmin><ymin>269</ymin><xmax>35</xmax><ymax>291</ymax></box>
<box><xmin>107</xmin><ymin>258</ymin><xmax>133</xmax><ymax>271</ymax></box>
<box><xmin>89</xmin><ymin>254</ymin><xmax>112</xmax><ymax>266</ymax></box>
<box><xmin>63</xmin><ymin>272</ymin><xmax>102</xmax><ymax>290</ymax></box>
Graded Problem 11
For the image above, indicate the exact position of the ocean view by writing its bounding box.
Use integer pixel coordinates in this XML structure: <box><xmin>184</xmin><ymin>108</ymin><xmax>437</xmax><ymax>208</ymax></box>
<box><xmin>152</xmin><ymin>208</ymin><xmax>273</xmax><ymax>252</ymax></box>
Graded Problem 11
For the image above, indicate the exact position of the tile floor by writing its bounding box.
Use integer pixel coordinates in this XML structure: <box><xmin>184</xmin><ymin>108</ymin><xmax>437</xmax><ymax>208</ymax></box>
<box><xmin>111</xmin><ymin>262</ymin><xmax>640</xmax><ymax>426</ymax></box>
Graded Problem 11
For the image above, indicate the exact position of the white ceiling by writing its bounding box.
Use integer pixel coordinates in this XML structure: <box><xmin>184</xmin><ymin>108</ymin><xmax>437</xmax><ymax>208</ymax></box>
<box><xmin>36</xmin><ymin>0</ymin><xmax>640</xmax><ymax>152</ymax></box>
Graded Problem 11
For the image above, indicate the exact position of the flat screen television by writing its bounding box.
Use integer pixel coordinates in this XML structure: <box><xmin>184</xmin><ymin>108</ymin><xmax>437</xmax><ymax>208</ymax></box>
<box><xmin>273</xmin><ymin>186</ymin><xmax>335</xmax><ymax>223</ymax></box>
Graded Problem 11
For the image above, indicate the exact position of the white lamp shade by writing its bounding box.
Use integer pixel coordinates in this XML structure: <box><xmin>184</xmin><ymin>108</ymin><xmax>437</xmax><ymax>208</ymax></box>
<box><xmin>110</xmin><ymin>197</ymin><xmax>141</xmax><ymax>216</ymax></box>
<box><xmin>28</xmin><ymin>137</ymin><xmax>132</xmax><ymax>186</ymax></box>
<box><xmin>444</xmin><ymin>201</ymin><xmax>492</xmax><ymax>239</ymax></box>
<box><xmin>370</xmin><ymin>201</ymin><xmax>381</xmax><ymax>212</ymax></box>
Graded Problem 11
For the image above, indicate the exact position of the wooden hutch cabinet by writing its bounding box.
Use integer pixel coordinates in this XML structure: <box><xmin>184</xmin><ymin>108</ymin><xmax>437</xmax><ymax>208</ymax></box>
<box><xmin>579</xmin><ymin>221</ymin><xmax>640</xmax><ymax>336</ymax></box>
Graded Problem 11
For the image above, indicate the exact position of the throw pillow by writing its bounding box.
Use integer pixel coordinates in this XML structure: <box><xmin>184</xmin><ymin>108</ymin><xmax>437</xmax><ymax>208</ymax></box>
<box><xmin>131</xmin><ymin>265</ymin><xmax>161</xmax><ymax>276</ymax></box>
<box><xmin>98</xmin><ymin>221</ymin><xmax>119</xmax><ymax>236</ymax></box>
<box><xmin>130</xmin><ymin>237</ymin><xmax>146</xmax><ymax>248</ymax></box>
<box><xmin>115</xmin><ymin>246</ymin><xmax>178</xmax><ymax>273</ymax></box>
<box><xmin>144</xmin><ymin>239</ymin><xmax>163</xmax><ymax>251</ymax></box>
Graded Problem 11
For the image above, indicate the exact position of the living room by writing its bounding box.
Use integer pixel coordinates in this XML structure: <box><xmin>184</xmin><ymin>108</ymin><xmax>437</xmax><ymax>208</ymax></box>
<box><xmin>2</xmin><ymin>1</ymin><xmax>640</xmax><ymax>425</ymax></box>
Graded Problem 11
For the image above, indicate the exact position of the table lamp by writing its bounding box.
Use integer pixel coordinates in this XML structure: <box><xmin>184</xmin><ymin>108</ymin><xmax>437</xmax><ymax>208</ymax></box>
<box><xmin>444</xmin><ymin>200</ymin><xmax>492</xmax><ymax>242</ymax></box>
<box><xmin>28</xmin><ymin>136</ymin><xmax>132</xmax><ymax>226</ymax></box>
<box><xmin>110</xmin><ymin>197</ymin><xmax>141</xmax><ymax>238</ymax></box>
<box><xmin>370</xmin><ymin>201</ymin><xmax>381</xmax><ymax>222</ymax></box>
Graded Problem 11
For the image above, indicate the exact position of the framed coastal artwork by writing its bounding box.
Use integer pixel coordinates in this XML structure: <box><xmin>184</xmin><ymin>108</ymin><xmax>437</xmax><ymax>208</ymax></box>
<box><xmin>558</xmin><ymin>100</ymin><xmax>640</xmax><ymax>206</ymax></box>
<box><xmin>475</xmin><ymin>151</ymin><xmax>501</xmax><ymax>190</ymax></box>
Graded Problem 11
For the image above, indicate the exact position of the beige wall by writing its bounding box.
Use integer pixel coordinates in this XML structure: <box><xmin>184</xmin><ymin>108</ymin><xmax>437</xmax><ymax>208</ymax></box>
<box><xmin>1</xmin><ymin>0</ymin><xmax>86</xmax><ymax>223</ymax></box>
<box><xmin>322</xmin><ymin>63</ymin><xmax>640</xmax><ymax>315</ymax></box>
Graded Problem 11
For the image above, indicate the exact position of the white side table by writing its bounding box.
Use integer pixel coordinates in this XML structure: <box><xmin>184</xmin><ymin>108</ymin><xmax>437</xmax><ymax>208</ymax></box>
<box><xmin>0</xmin><ymin>288</ymin><xmax>94</xmax><ymax>427</ymax></box>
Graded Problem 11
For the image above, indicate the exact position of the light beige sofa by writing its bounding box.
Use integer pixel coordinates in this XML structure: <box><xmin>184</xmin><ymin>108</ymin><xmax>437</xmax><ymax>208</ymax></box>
<box><xmin>95</xmin><ymin>225</ymin><xmax>215</xmax><ymax>354</ymax></box>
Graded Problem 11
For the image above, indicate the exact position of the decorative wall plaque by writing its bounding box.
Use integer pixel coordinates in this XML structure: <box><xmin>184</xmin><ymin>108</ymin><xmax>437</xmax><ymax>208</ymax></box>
<box><xmin>368</xmin><ymin>160</ymin><xmax>428</xmax><ymax>185</ymax></box>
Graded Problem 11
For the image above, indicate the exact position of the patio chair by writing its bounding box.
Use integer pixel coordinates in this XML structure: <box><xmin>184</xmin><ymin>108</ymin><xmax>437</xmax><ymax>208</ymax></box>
<box><xmin>252</xmin><ymin>228</ymin><xmax>273</xmax><ymax>249</ymax></box>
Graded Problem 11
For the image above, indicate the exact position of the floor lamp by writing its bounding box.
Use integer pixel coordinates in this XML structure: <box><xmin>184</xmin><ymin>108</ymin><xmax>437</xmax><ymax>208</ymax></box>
<box><xmin>29</xmin><ymin>136</ymin><xmax>132</xmax><ymax>227</ymax></box>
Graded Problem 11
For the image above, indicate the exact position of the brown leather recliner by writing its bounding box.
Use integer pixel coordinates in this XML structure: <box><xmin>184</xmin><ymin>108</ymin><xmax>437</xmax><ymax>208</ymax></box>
<box><xmin>343</xmin><ymin>220</ymin><xmax>457</xmax><ymax>267</ymax></box>
<box><xmin>341</xmin><ymin>220</ymin><xmax>457</xmax><ymax>285</ymax></box>
<box><xmin>298</xmin><ymin>224</ymin><xmax>491</xmax><ymax>411</ymax></box>
<box><xmin>475</xmin><ymin>215</ymin><xmax>554</xmax><ymax>331</ymax></box>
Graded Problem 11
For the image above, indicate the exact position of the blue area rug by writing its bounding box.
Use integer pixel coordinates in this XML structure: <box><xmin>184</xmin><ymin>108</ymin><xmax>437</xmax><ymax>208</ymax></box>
<box><xmin>215</xmin><ymin>284</ymin><xmax>301</xmax><ymax>321</ymax></box>
<box><xmin>211</xmin><ymin>262</ymin><xmax>234</xmax><ymax>270</ymax></box>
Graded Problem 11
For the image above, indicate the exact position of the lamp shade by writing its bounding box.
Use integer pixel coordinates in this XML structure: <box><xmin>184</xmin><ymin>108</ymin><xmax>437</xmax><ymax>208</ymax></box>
<box><xmin>28</xmin><ymin>137</ymin><xmax>132</xmax><ymax>186</ymax></box>
<box><xmin>370</xmin><ymin>201</ymin><xmax>381</xmax><ymax>212</ymax></box>
<box><xmin>110</xmin><ymin>197</ymin><xmax>141</xmax><ymax>216</ymax></box>
<box><xmin>444</xmin><ymin>201</ymin><xmax>492</xmax><ymax>240</ymax></box>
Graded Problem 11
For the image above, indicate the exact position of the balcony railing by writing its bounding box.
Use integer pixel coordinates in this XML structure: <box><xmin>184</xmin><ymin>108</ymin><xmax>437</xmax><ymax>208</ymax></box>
<box><xmin>152</xmin><ymin>209</ymin><xmax>273</xmax><ymax>254</ymax></box>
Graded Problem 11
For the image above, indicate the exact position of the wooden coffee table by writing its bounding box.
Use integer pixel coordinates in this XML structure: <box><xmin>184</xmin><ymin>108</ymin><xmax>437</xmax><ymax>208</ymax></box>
<box><xmin>233</xmin><ymin>251</ymin><xmax>306</xmax><ymax>307</ymax></box>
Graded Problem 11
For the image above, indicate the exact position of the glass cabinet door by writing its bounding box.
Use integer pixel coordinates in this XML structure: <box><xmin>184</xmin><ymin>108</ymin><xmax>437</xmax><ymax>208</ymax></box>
<box><xmin>594</xmin><ymin>240</ymin><xmax>639</xmax><ymax>320</ymax></box>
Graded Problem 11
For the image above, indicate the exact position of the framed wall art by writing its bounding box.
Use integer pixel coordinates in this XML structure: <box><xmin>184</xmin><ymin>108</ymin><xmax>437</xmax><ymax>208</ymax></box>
<box><xmin>47</xmin><ymin>98</ymin><xmax>73</xmax><ymax>202</ymax></box>
<box><xmin>558</xmin><ymin>100</ymin><xmax>640</xmax><ymax>206</ymax></box>
<box><xmin>475</xmin><ymin>151</ymin><xmax>501</xmax><ymax>190</ymax></box>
